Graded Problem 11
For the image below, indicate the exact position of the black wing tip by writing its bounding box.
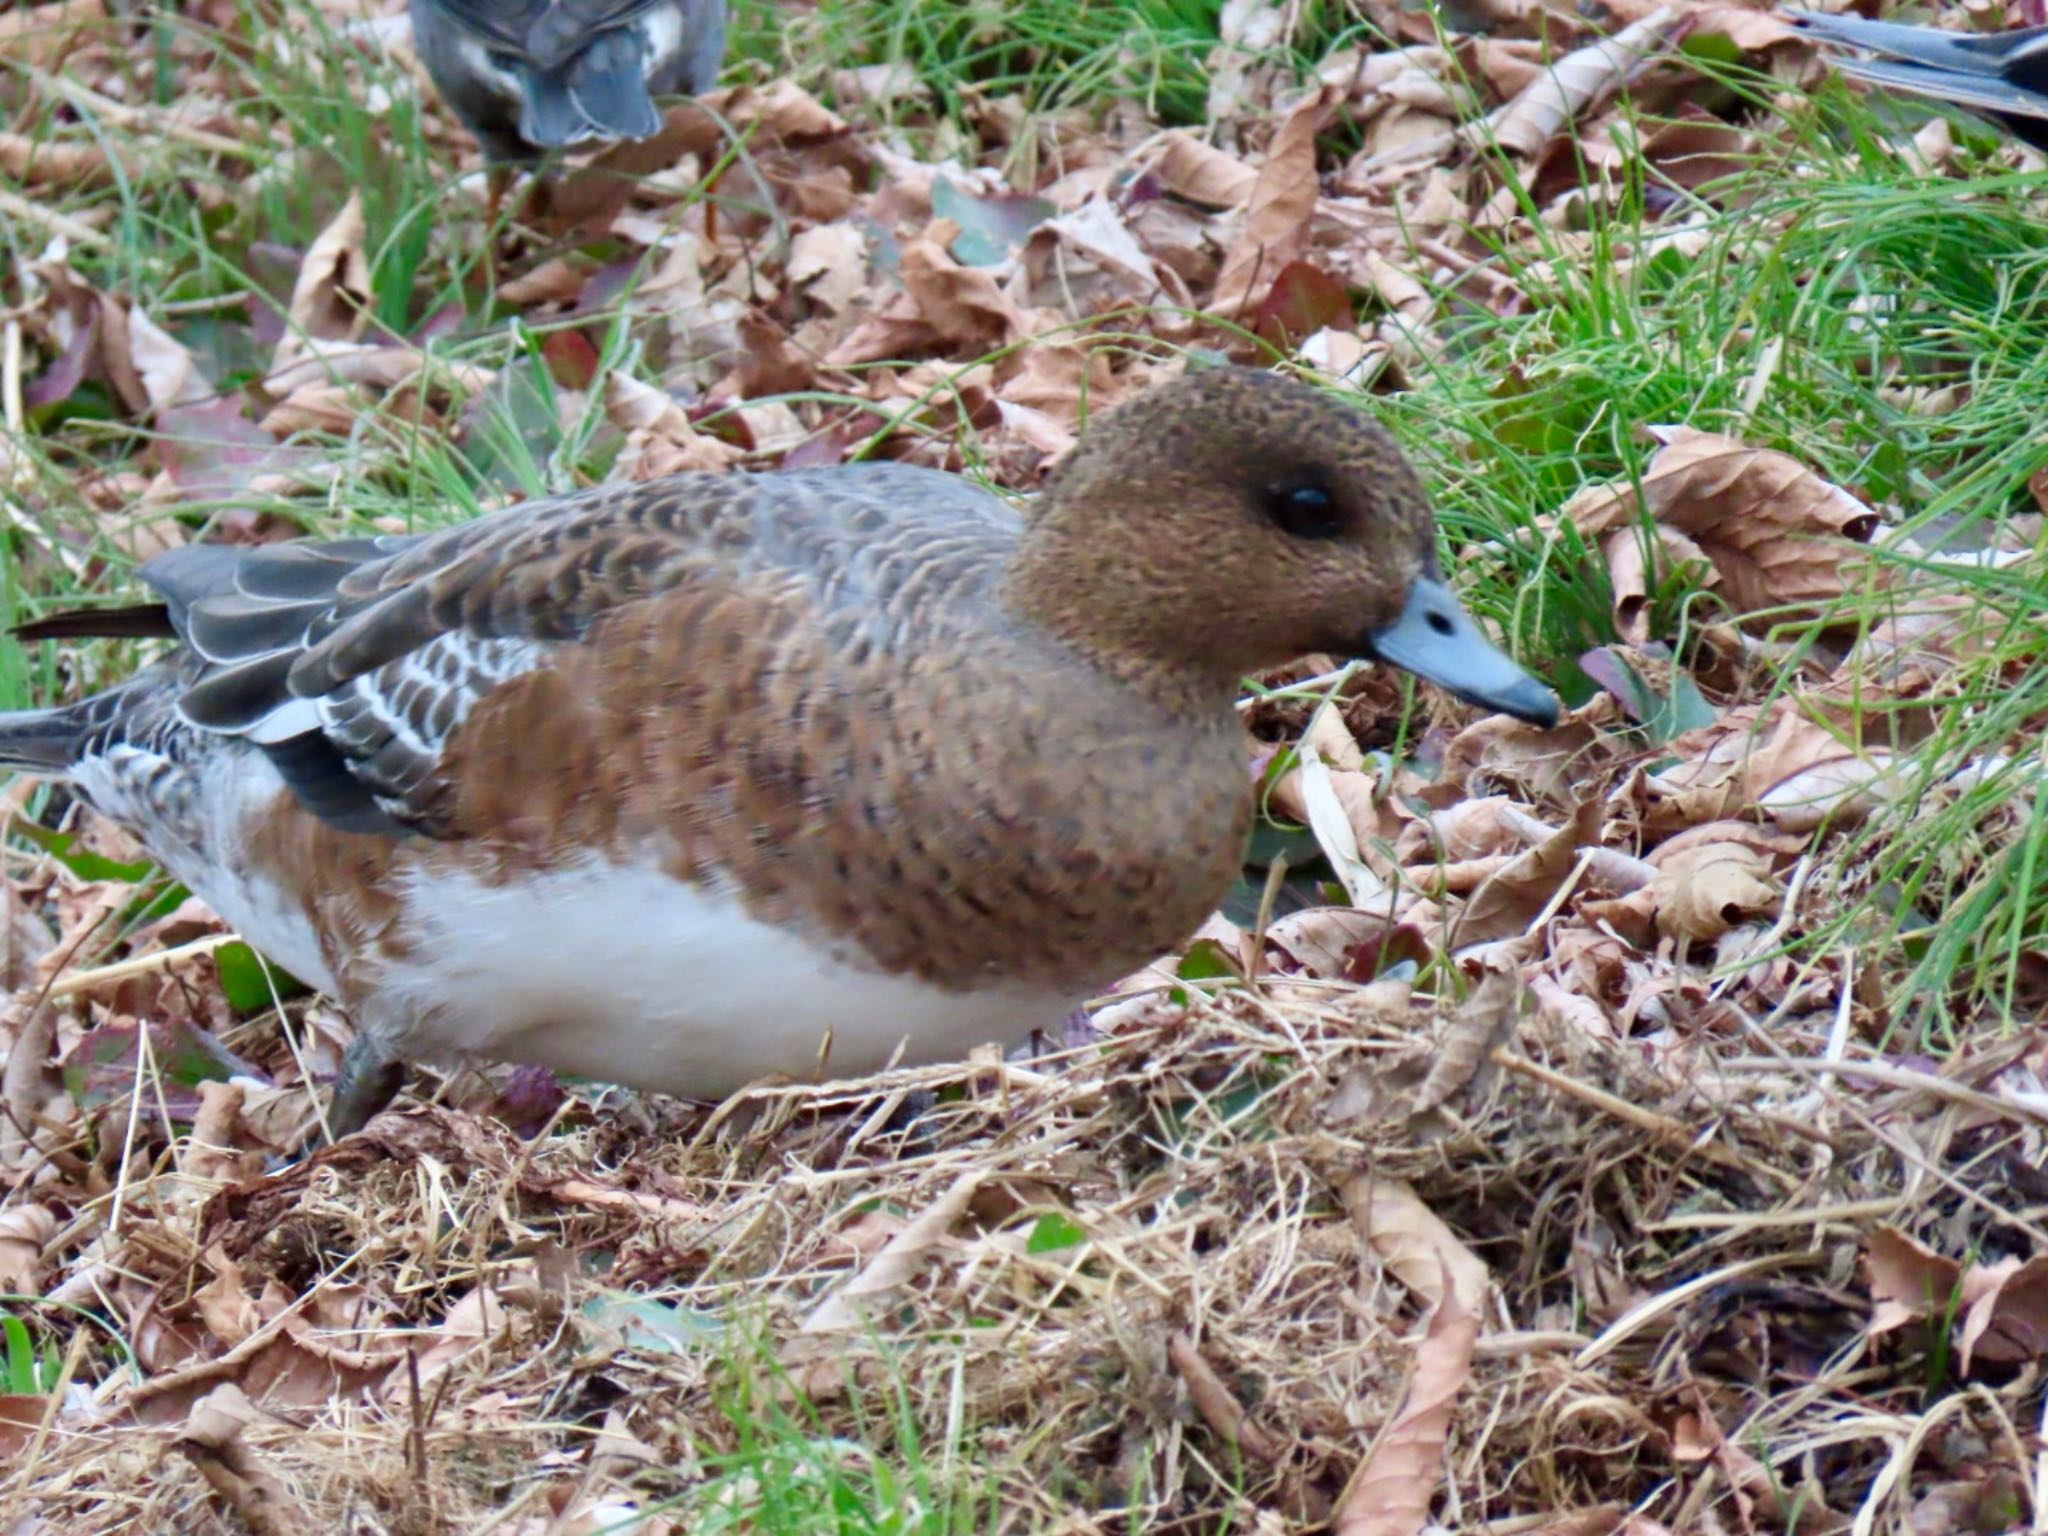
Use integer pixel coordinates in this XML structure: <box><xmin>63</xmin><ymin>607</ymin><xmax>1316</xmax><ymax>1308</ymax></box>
<box><xmin>13</xmin><ymin>604</ymin><xmax>178</xmax><ymax>645</ymax></box>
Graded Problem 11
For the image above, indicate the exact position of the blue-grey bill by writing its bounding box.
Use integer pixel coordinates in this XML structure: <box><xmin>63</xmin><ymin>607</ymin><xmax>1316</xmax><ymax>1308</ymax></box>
<box><xmin>1364</xmin><ymin>575</ymin><xmax>1560</xmax><ymax>727</ymax></box>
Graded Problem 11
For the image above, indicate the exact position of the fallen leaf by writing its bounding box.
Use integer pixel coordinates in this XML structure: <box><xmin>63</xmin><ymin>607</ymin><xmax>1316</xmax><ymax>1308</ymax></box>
<box><xmin>799</xmin><ymin>1167</ymin><xmax>986</xmax><ymax>1337</ymax></box>
<box><xmin>127</xmin><ymin>306</ymin><xmax>211</xmax><ymax>412</ymax></box>
<box><xmin>1334</xmin><ymin>1270</ymin><xmax>1480</xmax><ymax>1536</ymax></box>
<box><xmin>1491</xmin><ymin>11</ymin><xmax>1679</xmax><ymax>158</ymax></box>
<box><xmin>1455</xmin><ymin>798</ymin><xmax>1601</xmax><ymax>947</ymax></box>
<box><xmin>1563</xmin><ymin>428</ymin><xmax>1879</xmax><ymax>622</ymax></box>
<box><xmin>603</xmin><ymin>374</ymin><xmax>743</xmax><ymax>479</ymax></box>
<box><xmin>0</xmin><ymin>1205</ymin><xmax>55</xmax><ymax>1294</ymax></box>
<box><xmin>1650</xmin><ymin>842</ymin><xmax>1779</xmax><ymax>942</ymax></box>
<box><xmin>1140</xmin><ymin>131</ymin><xmax>1260</xmax><ymax>208</ymax></box>
<box><xmin>1212</xmin><ymin>86</ymin><xmax>1339</xmax><ymax>317</ymax></box>
<box><xmin>1866</xmin><ymin>1227</ymin><xmax>1963</xmax><ymax>1336</ymax></box>
<box><xmin>275</xmin><ymin>191</ymin><xmax>371</xmax><ymax>373</ymax></box>
<box><xmin>1341</xmin><ymin>1174</ymin><xmax>1491</xmax><ymax>1315</ymax></box>
<box><xmin>1958</xmin><ymin>1254</ymin><xmax>2048</xmax><ymax>1370</ymax></box>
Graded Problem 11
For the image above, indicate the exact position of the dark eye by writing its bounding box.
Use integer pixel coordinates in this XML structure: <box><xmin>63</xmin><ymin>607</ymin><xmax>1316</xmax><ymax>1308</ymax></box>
<box><xmin>1262</xmin><ymin>480</ymin><xmax>1344</xmax><ymax>540</ymax></box>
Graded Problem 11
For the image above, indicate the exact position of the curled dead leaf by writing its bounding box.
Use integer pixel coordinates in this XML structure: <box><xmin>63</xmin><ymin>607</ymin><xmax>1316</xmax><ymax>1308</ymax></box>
<box><xmin>1564</xmin><ymin>428</ymin><xmax>1879</xmax><ymax>624</ymax></box>
<box><xmin>1650</xmin><ymin>842</ymin><xmax>1780</xmax><ymax>942</ymax></box>
<box><xmin>1333</xmin><ymin>1270</ymin><xmax>1480</xmax><ymax>1536</ymax></box>
<box><xmin>1490</xmin><ymin>11</ymin><xmax>1678</xmax><ymax>158</ymax></box>
<box><xmin>1341</xmin><ymin>1173</ymin><xmax>1491</xmax><ymax>1315</ymax></box>
<box><xmin>274</xmin><ymin>192</ymin><xmax>371</xmax><ymax>373</ymax></box>
<box><xmin>604</xmin><ymin>374</ymin><xmax>743</xmax><ymax>479</ymax></box>
<box><xmin>1212</xmin><ymin>86</ymin><xmax>1339</xmax><ymax>318</ymax></box>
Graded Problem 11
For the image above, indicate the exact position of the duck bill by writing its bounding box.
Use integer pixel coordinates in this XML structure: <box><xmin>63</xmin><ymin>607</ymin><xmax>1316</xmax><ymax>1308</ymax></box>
<box><xmin>1360</xmin><ymin>576</ymin><xmax>1560</xmax><ymax>727</ymax></box>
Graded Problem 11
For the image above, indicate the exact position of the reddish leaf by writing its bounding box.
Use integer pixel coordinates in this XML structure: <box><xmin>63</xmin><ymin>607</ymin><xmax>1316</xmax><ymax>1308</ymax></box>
<box><xmin>1254</xmin><ymin>261</ymin><xmax>1353</xmax><ymax>350</ymax></box>
<box><xmin>541</xmin><ymin>329</ymin><xmax>602</xmax><ymax>391</ymax></box>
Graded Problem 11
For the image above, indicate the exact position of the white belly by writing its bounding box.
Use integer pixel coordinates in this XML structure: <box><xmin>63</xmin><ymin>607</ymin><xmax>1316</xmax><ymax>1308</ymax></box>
<box><xmin>370</xmin><ymin>856</ymin><xmax>1071</xmax><ymax>1097</ymax></box>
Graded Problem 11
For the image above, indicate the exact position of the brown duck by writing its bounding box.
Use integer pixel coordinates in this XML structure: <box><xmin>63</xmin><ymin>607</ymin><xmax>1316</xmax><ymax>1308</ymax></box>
<box><xmin>0</xmin><ymin>368</ymin><xmax>1557</xmax><ymax>1133</ymax></box>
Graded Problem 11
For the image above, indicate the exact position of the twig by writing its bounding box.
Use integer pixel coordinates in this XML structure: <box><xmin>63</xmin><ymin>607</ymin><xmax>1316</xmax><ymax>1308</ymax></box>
<box><xmin>46</xmin><ymin>933</ymin><xmax>235</xmax><ymax>999</ymax></box>
<box><xmin>1489</xmin><ymin>1045</ymin><xmax>1795</xmax><ymax>1187</ymax></box>
<box><xmin>0</xmin><ymin>183</ymin><xmax>105</xmax><ymax>246</ymax></box>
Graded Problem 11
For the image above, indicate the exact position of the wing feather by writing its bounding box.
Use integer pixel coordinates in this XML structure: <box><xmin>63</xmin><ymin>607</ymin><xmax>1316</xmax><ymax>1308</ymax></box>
<box><xmin>121</xmin><ymin>464</ymin><xmax>1012</xmax><ymax>839</ymax></box>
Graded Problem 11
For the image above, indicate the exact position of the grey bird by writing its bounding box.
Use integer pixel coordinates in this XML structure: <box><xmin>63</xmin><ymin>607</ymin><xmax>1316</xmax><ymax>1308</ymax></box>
<box><xmin>1788</xmin><ymin>10</ymin><xmax>2048</xmax><ymax>152</ymax></box>
<box><xmin>408</xmin><ymin>0</ymin><xmax>728</xmax><ymax>164</ymax></box>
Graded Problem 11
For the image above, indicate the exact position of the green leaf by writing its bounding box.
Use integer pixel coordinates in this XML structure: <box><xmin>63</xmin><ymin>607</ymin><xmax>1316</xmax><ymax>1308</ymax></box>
<box><xmin>1025</xmin><ymin>1212</ymin><xmax>1087</xmax><ymax>1255</ymax></box>
<box><xmin>8</xmin><ymin>821</ymin><xmax>155</xmax><ymax>884</ymax></box>
<box><xmin>1169</xmin><ymin>936</ymin><xmax>1239</xmax><ymax>1006</ymax></box>
<box><xmin>1175</xmin><ymin>939</ymin><xmax>1237</xmax><ymax>983</ymax></box>
<box><xmin>581</xmin><ymin>1295</ymin><xmax>727</xmax><ymax>1357</ymax></box>
<box><xmin>213</xmin><ymin>941</ymin><xmax>306</xmax><ymax>1014</ymax></box>
<box><xmin>932</xmin><ymin>177</ymin><xmax>1054</xmax><ymax>267</ymax></box>
<box><xmin>2</xmin><ymin>1315</ymin><xmax>43</xmax><ymax>1396</ymax></box>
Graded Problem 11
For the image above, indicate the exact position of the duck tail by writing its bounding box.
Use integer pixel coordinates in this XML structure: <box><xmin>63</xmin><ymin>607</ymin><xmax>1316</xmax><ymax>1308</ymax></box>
<box><xmin>1786</xmin><ymin>10</ymin><xmax>2009</xmax><ymax>72</ymax></box>
<box><xmin>518</xmin><ymin>28</ymin><xmax>661</xmax><ymax>148</ymax></box>
<box><xmin>0</xmin><ymin>703</ymin><xmax>87</xmax><ymax>776</ymax></box>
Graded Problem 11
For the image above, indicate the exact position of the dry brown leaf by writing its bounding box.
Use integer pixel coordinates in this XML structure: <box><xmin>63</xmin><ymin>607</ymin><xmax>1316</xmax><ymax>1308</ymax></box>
<box><xmin>1866</xmin><ymin>1227</ymin><xmax>1963</xmax><ymax>1335</ymax></box>
<box><xmin>259</xmin><ymin>383</ymin><xmax>359</xmax><ymax>438</ymax></box>
<box><xmin>1602</xmin><ymin>525</ymin><xmax>1715</xmax><ymax>644</ymax></box>
<box><xmin>1341</xmin><ymin>1174</ymin><xmax>1491</xmax><ymax>1315</ymax></box>
<box><xmin>275</xmin><ymin>192</ymin><xmax>371</xmax><ymax>372</ymax></box>
<box><xmin>1454</xmin><ymin>798</ymin><xmax>1601</xmax><ymax>947</ymax></box>
<box><xmin>186</xmin><ymin>1081</ymin><xmax>267</xmax><ymax>1186</ymax></box>
<box><xmin>1417</xmin><ymin>966</ymin><xmax>1531</xmax><ymax>1114</ymax></box>
<box><xmin>1958</xmin><ymin>1254</ymin><xmax>2048</xmax><ymax>1370</ymax></box>
<box><xmin>0</xmin><ymin>1394</ymin><xmax>47</xmax><ymax>1462</ymax></box>
<box><xmin>0</xmin><ymin>0</ymin><xmax>104</xmax><ymax>69</ymax></box>
<box><xmin>1265</xmin><ymin>907</ymin><xmax>1394</xmax><ymax>977</ymax></box>
<box><xmin>800</xmin><ymin>1167</ymin><xmax>987</xmax><ymax>1336</ymax></box>
<box><xmin>174</xmin><ymin>1382</ymin><xmax>307</xmax><ymax>1536</ymax></box>
<box><xmin>1167</xmin><ymin>1332</ymin><xmax>1287</xmax><ymax>1464</ymax></box>
<box><xmin>1439</xmin><ymin>714</ymin><xmax>1595</xmax><ymax>805</ymax></box>
<box><xmin>898</xmin><ymin>226</ymin><xmax>1028</xmax><ymax>347</ymax></box>
<box><xmin>1334</xmin><ymin>1273</ymin><xmax>1480</xmax><ymax>1536</ymax></box>
<box><xmin>0</xmin><ymin>133</ymin><xmax>114</xmax><ymax>189</ymax></box>
<box><xmin>0</xmin><ymin>1205</ymin><xmax>55</xmax><ymax>1294</ymax></box>
<box><xmin>1140</xmin><ymin>131</ymin><xmax>1260</xmax><ymax>208</ymax></box>
<box><xmin>1650</xmin><ymin>842</ymin><xmax>1780</xmax><ymax>942</ymax></box>
<box><xmin>1398</xmin><ymin>796</ymin><xmax>1551</xmax><ymax>862</ymax></box>
<box><xmin>604</xmin><ymin>374</ymin><xmax>744</xmax><ymax>479</ymax></box>
<box><xmin>1212</xmin><ymin>86</ymin><xmax>1339</xmax><ymax>318</ymax></box>
<box><xmin>787</xmin><ymin>224</ymin><xmax>870</xmax><ymax>313</ymax></box>
<box><xmin>127</xmin><ymin>306</ymin><xmax>210</xmax><ymax>413</ymax></box>
<box><xmin>1412</xmin><ymin>966</ymin><xmax>1520</xmax><ymax>1115</ymax></box>
<box><xmin>1490</xmin><ymin>11</ymin><xmax>1678</xmax><ymax>158</ymax></box>
<box><xmin>1564</xmin><ymin>428</ymin><xmax>1879</xmax><ymax>621</ymax></box>
<box><xmin>1688</xmin><ymin>5</ymin><xmax>1801</xmax><ymax>50</ymax></box>
<box><xmin>496</xmin><ymin>258</ymin><xmax>591</xmax><ymax>308</ymax></box>
<box><xmin>1656</xmin><ymin>695</ymin><xmax>1896</xmax><ymax>834</ymax></box>
<box><xmin>1296</xmin><ymin>746</ymin><xmax>1390</xmax><ymax>907</ymax></box>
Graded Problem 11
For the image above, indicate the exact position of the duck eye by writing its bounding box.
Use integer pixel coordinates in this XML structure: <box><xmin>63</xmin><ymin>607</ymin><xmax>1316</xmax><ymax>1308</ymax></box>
<box><xmin>1263</xmin><ymin>480</ymin><xmax>1343</xmax><ymax>540</ymax></box>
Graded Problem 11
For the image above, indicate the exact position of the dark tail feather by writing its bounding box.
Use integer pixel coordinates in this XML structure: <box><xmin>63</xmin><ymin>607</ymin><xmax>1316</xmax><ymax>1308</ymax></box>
<box><xmin>1831</xmin><ymin>55</ymin><xmax>2048</xmax><ymax>128</ymax></box>
<box><xmin>14</xmin><ymin>603</ymin><xmax>177</xmax><ymax>644</ymax></box>
<box><xmin>567</xmin><ymin>30</ymin><xmax>663</xmax><ymax>141</ymax></box>
<box><xmin>517</xmin><ymin>65</ymin><xmax>593</xmax><ymax>148</ymax></box>
<box><xmin>0</xmin><ymin>705</ymin><xmax>86</xmax><ymax>775</ymax></box>
<box><xmin>1786</xmin><ymin>11</ymin><xmax>2021</xmax><ymax>74</ymax></box>
<box><xmin>518</xmin><ymin>29</ymin><xmax>659</xmax><ymax>148</ymax></box>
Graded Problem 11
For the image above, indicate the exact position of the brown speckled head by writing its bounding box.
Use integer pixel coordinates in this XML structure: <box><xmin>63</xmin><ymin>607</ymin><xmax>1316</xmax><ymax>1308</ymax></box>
<box><xmin>1003</xmin><ymin>368</ymin><xmax>1440</xmax><ymax>706</ymax></box>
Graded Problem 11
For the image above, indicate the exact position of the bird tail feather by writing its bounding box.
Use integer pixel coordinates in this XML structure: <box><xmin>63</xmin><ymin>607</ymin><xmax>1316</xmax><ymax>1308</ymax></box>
<box><xmin>1830</xmin><ymin>55</ymin><xmax>2048</xmax><ymax>123</ymax></box>
<box><xmin>0</xmin><ymin>705</ymin><xmax>87</xmax><ymax>776</ymax></box>
<box><xmin>1787</xmin><ymin>10</ymin><xmax>2019</xmax><ymax>73</ymax></box>
<box><xmin>517</xmin><ymin>29</ymin><xmax>660</xmax><ymax>148</ymax></box>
